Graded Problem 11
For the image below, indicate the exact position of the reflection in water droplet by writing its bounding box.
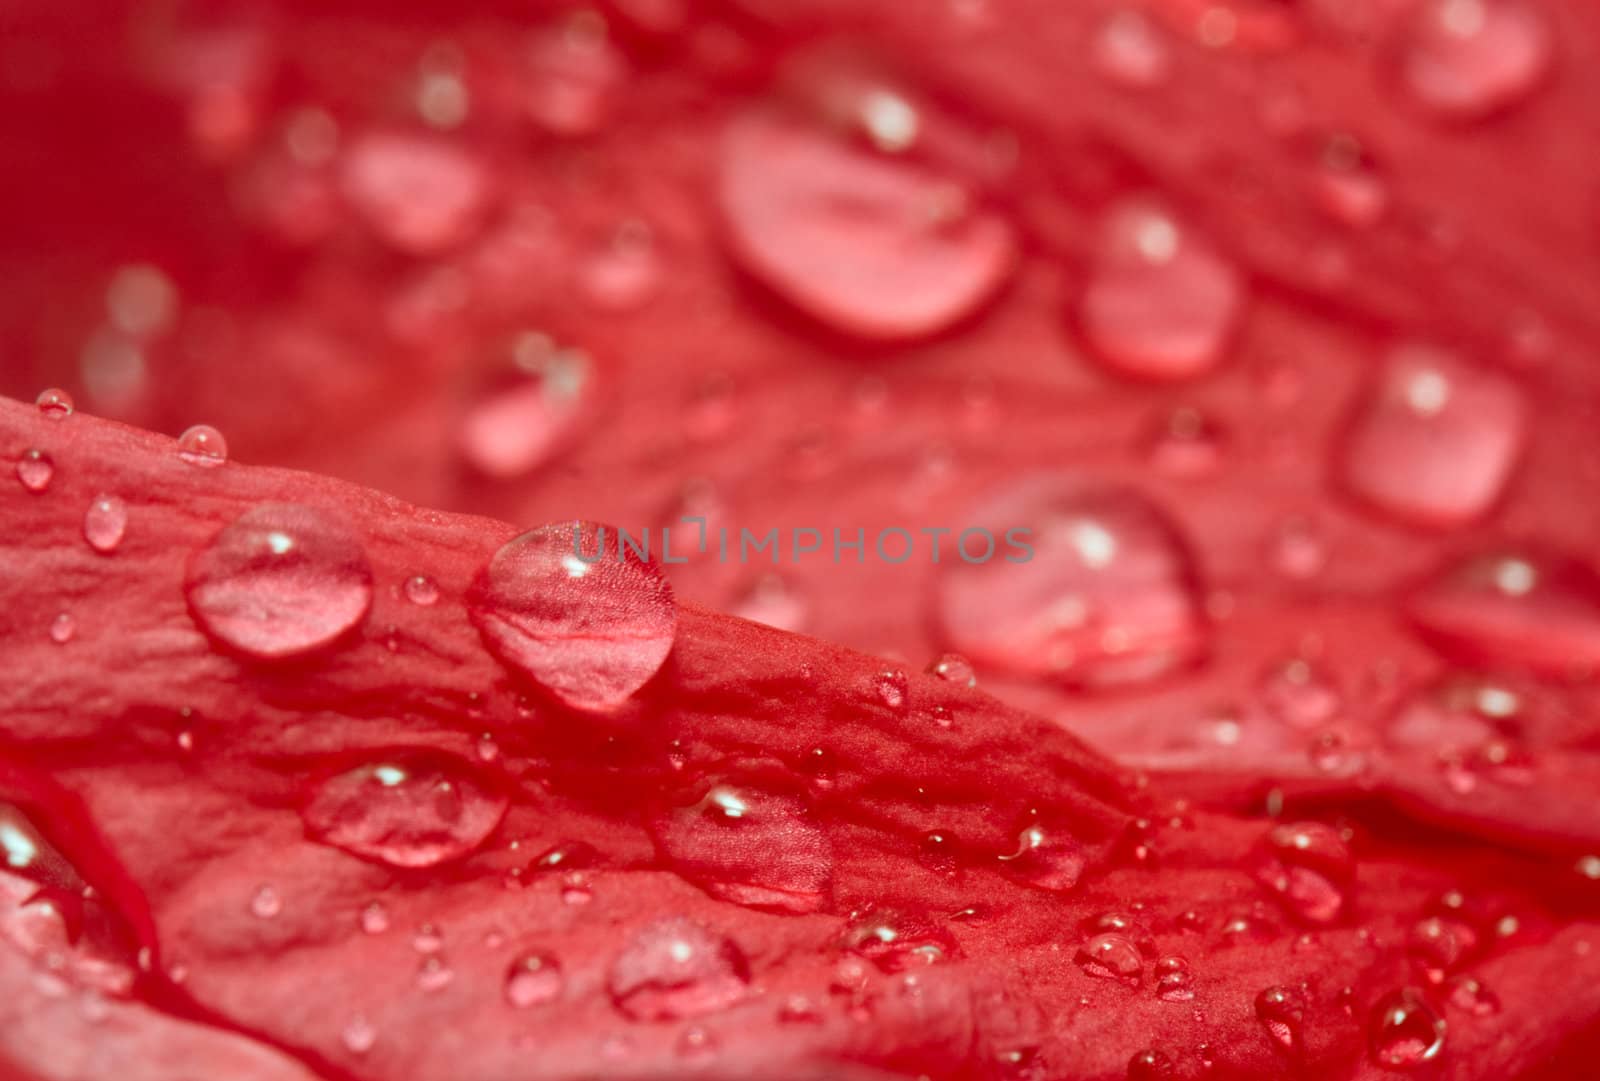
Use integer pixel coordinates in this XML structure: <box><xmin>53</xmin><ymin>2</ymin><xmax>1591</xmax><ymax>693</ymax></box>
<box><xmin>185</xmin><ymin>503</ymin><xmax>374</xmax><ymax>659</ymax></box>
<box><xmin>607</xmin><ymin>917</ymin><xmax>750</xmax><ymax>1021</ymax></box>
<box><xmin>303</xmin><ymin>754</ymin><xmax>507</xmax><ymax>868</ymax></box>
<box><xmin>16</xmin><ymin>450</ymin><xmax>54</xmax><ymax>492</ymax></box>
<box><xmin>938</xmin><ymin>480</ymin><xmax>1206</xmax><ymax>687</ymax></box>
<box><xmin>83</xmin><ymin>495</ymin><xmax>128</xmax><ymax>553</ymax></box>
<box><xmin>469</xmin><ymin>521</ymin><xmax>676</xmax><ymax>711</ymax></box>
<box><xmin>1369</xmin><ymin>987</ymin><xmax>1447</xmax><ymax>1069</ymax></box>
<box><xmin>505</xmin><ymin>951</ymin><xmax>563</xmax><ymax>1007</ymax></box>
<box><xmin>1401</xmin><ymin>0</ymin><xmax>1550</xmax><ymax>120</ymax></box>
<box><xmin>177</xmin><ymin>424</ymin><xmax>228</xmax><ymax>467</ymax></box>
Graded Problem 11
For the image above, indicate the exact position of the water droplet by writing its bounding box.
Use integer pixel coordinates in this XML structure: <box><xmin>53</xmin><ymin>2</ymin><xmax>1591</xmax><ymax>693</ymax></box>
<box><xmin>49</xmin><ymin>613</ymin><xmax>75</xmax><ymax>644</ymax></box>
<box><xmin>249</xmin><ymin>885</ymin><xmax>282</xmax><ymax>919</ymax></box>
<box><xmin>1408</xmin><ymin>550</ymin><xmax>1600</xmax><ymax>676</ymax></box>
<box><xmin>875</xmin><ymin>670</ymin><xmax>909</xmax><ymax>711</ymax></box>
<box><xmin>1145</xmin><ymin>407</ymin><xmax>1226</xmax><ymax>477</ymax></box>
<box><xmin>469</xmin><ymin>521</ymin><xmax>676</xmax><ymax>712</ymax></box>
<box><xmin>416</xmin><ymin>955</ymin><xmax>454</xmax><ymax>992</ymax></box>
<box><xmin>719</xmin><ymin>105</ymin><xmax>1015</xmax><ymax>341</ymax></box>
<box><xmin>359</xmin><ymin>902</ymin><xmax>390</xmax><ymax>935</ymax></box>
<box><xmin>578</xmin><ymin>222</ymin><xmax>662</xmax><ymax>311</ymax></box>
<box><xmin>676</xmin><ymin>1026</ymin><xmax>718</xmax><ymax>1061</ymax></box>
<box><xmin>185</xmin><ymin>503</ymin><xmax>374</xmax><ymax>660</ymax></box>
<box><xmin>1251</xmin><ymin>822</ymin><xmax>1354</xmax><ymax>926</ymax></box>
<box><xmin>505</xmin><ymin>952</ymin><xmax>563</xmax><ymax>1007</ymax></box>
<box><xmin>16</xmin><ymin>449</ymin><xmax>53</xmax><ymax>492</ymax></box>
<box><xmin>1154</xmin><ymin>956</ymin><xmax>1194</xmax><ymax>1002</ymax></box>
<box><xmin>1080</xmin><ymin>200</ymin><xmax>1244</xmax><ymax>381</ymax></box>
<box><xmin>730</xmin><ymin>574</ymin><xmax>809</xmax><ymax>632</ymax></box>
<box><xmin>1314</xmin><ymin>133</ymin><xmax>1388</xmax><ymax>228</ymax></box>
<box><xmin>1127</xmin><ymin>1048</ymin><xmax>1176</xmax><ymax>1081</ymax></box>
<box><xmin>1408</xmin><ymin>916</ymin><xmax>1473</xmax><ymax>981</ymax></box>
<box><xmin>106</xmin><ymin>264</ymin><xmax>178</xmax><ymax>339</ymax></box>
<box><xmin>1446</xmin><ymin>974</ymin><xmax>1499</xmax><ymax>1016</ymax></box>
<box><xmin>457</xmin><ymin>334</ymin><xmax>592</xmax><ymax>478</ymax></box>
<box><xmin>83</xmin><ymin>495</ymin><xmax>127</xmax><ymax>554</ymax></box>
<box><xmin>36</xmin><ymin>388</ymin><xmax>74</xmax><ymax>419</ymax></box>
<box><xmin>937</xmin><ymin>480</ymin><xmax>1206</xmax><ymax>686</ymax></box>
<box><xmin>650</xmin><ymin>783</ymin><xmax>833</xmax><ymax>913</ymax></box>
<box><xmin>303</xmin><ymin>753</ymin><xmax>507</xmax><ymax>868</ymax></box>
<box><xmin>341</xmin><ymin>1015</ymin><xmax>376</xmax><ymax>1054</ymax></box>
<box><xmin>412</xmin><ymin>924</ymin><xmax>444</xmax><ymax>953</ymax></box>
<box><xmin>607</xmin><ymin>917</ymin><xmax>750</xmax><ymax>1021</ymax></box>
<box><xmin>1094</xmin><ymin>11</ymin><xmax>1171</xmax><ymax>88</ymax></box>
<box><xmin>1259</xmin><ymin>658</ymin><xmax>1341</xmax><ymax>729</ymax></box>
<box><xmin>177</xmin><ymin>424</ymin><xmax>228</xmax><ymax>467</ymax></box>
<box><xmin>403</xmin><ymin>575</ymin><xmax>440</xmax><ymax>606</ymax></box>
<box><xmin>340</xmin><ymin>132</ymin><xmax>489</xmax><ymax>254</ymax></box>
<box><xmin>997</xmin><ymin>825</ymin><xmax>1085</xmax><ymax>891</ymax></box>
<box><xmin>1369</xmin><ymin>987</ymin><xmax>1446</xmax><ymax>1068</ymax></box>
<box><xmin>842</xmin><ymin>909</ymin><xmax>960</xmax><ymax>971</ymax></box>
<box><xmin>525</xmin><ymin>16</ymin><xmax>627</xmax><ymax>137</ymax></box>
<box><xmin>1339</xmin><ymin>345</ymin><xmax>1525</xmax><ymax>527</ymax></box>
<box><xmin>1400</xmin><ymin>0</ymin><xmax>1550</xmax><ymax>120</ymax></box>
<box><xmin>1255</xmin><ymin>985</ymin><xmax>1307</xmax><ymax>1052</ymax></box>
<box><xmin>1075</xmin><ymin>932</ymin><xmax>1142</xmax><ymax>985</ymax></box>
<box><xmin>926</xmin><ymin>652</ymin><xmax>977</xmax><ymax>687</ymax></box>
<box><xmin>1269</xmin><ymin>518</ymin><xmax>1328</xmax><ymax>580</ymax></box>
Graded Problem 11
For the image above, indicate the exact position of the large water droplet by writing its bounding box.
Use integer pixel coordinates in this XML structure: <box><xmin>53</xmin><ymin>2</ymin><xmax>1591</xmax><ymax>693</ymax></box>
<box><xmin>1079</xmin><ymin>200</ymin><xmax>1244</xmax><ymax>381</ymax></box>
<box><xmin>340</xmin><ymin>132</ymin><xmax>490</xmax><ymax>254</ymax></box>
<box><xmin>650</xmin><ymin>783</ymin><xmax>833</xmax><ymax>913</ymax></box>
<box><xmin>35</xmin><ymin>388</ymin><xmax>74</xmax><ymax>420</ymax></box>
<box><xmin>469</xmin><ymin>521</ymin><xmax>677</xmax><ymax>711</ymax></box>
<box><xmin>16</xmin><ymin>450</ymin><xmax>53</xmax><ymax>492</ymax></box>
<box><xmin>842</xmin><ymin>908</ymin><xmax>960</xmax><ymax>972</ymax></box>
<box><xmin>505</xmin><ymin>951</ymin><xmax>563</xmax><ymax>1007</ymax></box>
<box><xmin>1255</xmin><ymin>985</ymin><xmax>1307</xmax><ymax>1053</ymax></box>
<box><xmin>1408</xmin><ymin>550</ymin><xmax>1600</xmax><ymax>676</ymax></box>
<box><xmin>719</xmin><ymin>105</ymin><xmax>1015</xmax><ymax>341</ymax></box>
<box><xmin>83</xmin><ymin>495</ymin><xmax>127</xmax><ymax>554</ymax></box>
<box><xmin>1339</xmin><ymin>345</ymin><xmax>1525</xmax><ymax>527</ymax></box>
<box><xmin>1369</xmin><ymin>987</ymin><xmax>1447</xmax><ymax>1068</ymax></box>
<box><xmin>1400</xmin><ymin>0</ymin><xmax>1550</xmax><ymax>120</ymax></box>
<box><xmin>607</xmin><ymin>917</ymin><xmax>750</xmax><ymax>1021</ymax></box>
<box><xmin>937</xmin><ymin>480</ymin><xmax>1206</xmax><ymax>686</ymax></box>
<box><xmin>1251</xmin><ymin>821</ymin><xmax>1354</xmax><ymax>926</ymax></box>
<box><xmin>302</xmin><ymin>753</ymin><xmax>507</xmax><ymax>868</ymax></box>
<box><xmin>185</xmin><ymin>503</ymin><xmax>374</xmax><ymax>659</ymax></box>
<box><xmin>1076</xmin><ymin>932</ymin><xmax>1143</xmax><ymax>985</ymax></box>
<box><xmin>457</xmin><ymin>334</ymin><xmax>592</xmax><ymax>478</ymax></box>
<box><xmin>177</xmin><ymin>424</ymin><xmax>228</xmax><ymax>468</ymax></box>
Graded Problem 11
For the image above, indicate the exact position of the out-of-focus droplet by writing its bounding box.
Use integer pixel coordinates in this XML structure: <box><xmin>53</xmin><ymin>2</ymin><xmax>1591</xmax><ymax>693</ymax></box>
<box><xmin>1408</xmin><ymin>550</ymin><xmax>1600</xmax><ymax>676</ymax></box>
<box><xmin>457</xmin><ymin>334</ymin><xmax>592</xmax><ymax>478</ymax></box>
<box><xmin>1259</xmin><ymin>658</ymin><xmax>1341</xmax><ymax>729</ymax></box>
<box><xmin>505</xmin><ymin>951</ymin><xmax>563</xmax><ymax>1007</ymax></box>
<box><xmin>1400</xmin><ymin>0</ymin><xmax>1550</xmax><ymax>120</ymax></box>
<box><xmin>578</xmin><ymin>222</ymin><xmax>662</xmax><ymax>311</ymax></box>
<box><xmin>1313</xmin><ymin>133</ymin><xmax>1387</xmax><ymax>228</ymax></box>
<box><xmin>185</xmin><ymin>503</ymin><xmax>374</xmax><ymax>659</ymax></box>
<box><xmin>1145</xmin><ymin>407</ymin><xmax>1226</xmax><ymax>477</ymax></box>
<box><xmin>303</xmin><ymin>754</ymin><xmax>506</xmax><ymax>868</ymax></box>
<box><xmin>16</xmin><ymin>449</ymin><xmax>53</xmax><ymax>492</ymax></box>
<box><xmin>607</xmin><ymin>917</ymin><xmax>750</xmax><ymax>1021</ymax></box>
<box><xmin>719</xmin><ymin>105</ymin><xmax>1015</xmax><ymax>342</ymax></box>
<box><xmin>937</xmin><ymin>480</ymin><xmax>1206</xmax><ymax>687</ymax></box>
<box><xmin>1094</xmin><ymin>11</ymin><xmax>1171</xmax><ymax>88</ymax></box>
<box><xmin>1080</xmin><ymin>200</ymin><xmax>1244</xmax><ymax>381</ymax></box>
<box><xmin>730</xmin><ymin>574</ymin><xmax>809</xmax><ymax>633</ymax></box>
<box><xmin>177</xmin><ymin>424</ymin><xmax>228</xmax><ymax>467</ymax></box>
<box><xmin>341</xmin><ymin>1015</ymin><xmax>376</xmax><ymax>1054</ymax></box>
<box><xmin>360</xmin><ymin>902</ymin><xmax>390</xmax><ymax>935</ymax></box>
<box><xmin>525</xmin><ymin>16</ymin><xmax>627</xmax><ymax>137</ymax></box>
<box><xmin>926</xmin><ymin>652</ymin><xmax>977</xmax><ymax>687</ymax></box>
<box><xmin>83</xmin><ymin>495</ymin><xmax>127</xmax><ymax>554</ymax></box>
<box><xmin>106</xmin><ymin>264</ymin><xmax>178</xmax><ymax>339</ymax></box>
<box><xmin>416</xmin><ymin>45</ymin><xmax>470</xmax><ymax>130</ymax></box>
<box><xmin>1339</xmin><ymin>345</ymin><xmax>1525</xmax><ymax>527</ymax></box>
<box><xmin>341</xmin><ymin>132</ymin><xmax>490</xmax><ymax>255</ymax></box>
<box><xmin>36</xmin><ymin>388</ymin><xmax>74</xmax><ymax>420</ymax></box>
<box><xmin>469</xmin><ymin>522</ymin><xmax>677</xmax><ymax>711</ymax></box>
<box><xmin>249</xmin><ymin>885</ymin><xmax>282</xmax><ymax>919</ymax></box>
<box><xmin>49</xmin><ymin>613</ymin><xmax>75</xmax><ymax>644</ymax></box>
<box><xmin>1446</xmin><ymin>974</ymin><xmax>1499</xmax><ymax>1016</ymax></box>
<box><xmin>1269</xmin><ymin>519</ymin><xmax>1328</xmax><ymax>580</ymax></box>
<box><xmin>1369</xmin><ymin>987</ymin><xmax>1447</xmax><ymax>1068</ymax></box>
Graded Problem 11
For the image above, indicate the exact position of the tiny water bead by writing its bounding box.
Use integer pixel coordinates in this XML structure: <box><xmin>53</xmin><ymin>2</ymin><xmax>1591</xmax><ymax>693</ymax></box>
<box><xmin>937</xmin><ymin>480</ymin><xmax>1207</xmax><ymax>687</ymax></box>
<box><xmin>249</xmin><ymin>885</ymin><xmax>282</xmax><ymax>919</ymax></box>
<box><xmin>1338</xmin><ymin>346</ymin><xmax>1526</xmax><ymax>527</ymax></box>
<box><xmin>83</xmin><ymin>495</ymin><xmax>128</xmax><ymax>554</ymax></box>
<box><xmin>1079</xmin><ymin>200</ymin><xmax>1245</xmax><ymax>382</ymax></box>
<box><xmin>403</xmin><ymin>574</ymin><xmax>440</xmax><ymax>606</ymax></box>
<box><xmin>1446</xmin><ymin>974</ymin><xmax>1500</xmax><ymax>1017</ymax></box>
<box><xmin>607</xmin><ymin>917</ymin><xmax>751</xmax><ymax>1021</ymax></box>
<box><xmin>1369</xmin><ymin>987</ymin><xmax>1447</xmax><ymax>1069</ymax></box>
<box><xmin>1075</xmin><ymin>932</ymin><xmax>1143</xmax><ymax>986</ymax></box>
<box><xmin>302</xmin><ymin>754</ymin><xmax>507</xmax><ymax>868</ymax></box>
<box><xmin>16</xmin><ymin>449</ymin><xmax>53</xmax><ymax>492</ymax></box>
<box><xmin>49</xmin><ymin>613</ymin><xmax>76</xmax><ymax>644</ymax></box>
<box><xmin>35</xmin><ymin>388</ymin><xmax>74</xmax><ymax>419</ymax></box>
<box><xmin>184</xmin><ymin>503</ymin><xmax>374</xmax><ymax>660</ymax></box>
<box><xmin>469</xmin><ymin>521</ymin><xmax>677</xmax><ymax>712</ymax></box>
<box><xmin>1313</xmin><ymin>133</ymin><xmax>1388</xmax><ymax>229</ymax></box>
<box><xmin>1255</xmin><ymin>985</ymin><xmax>1307</xmax><ymax>1052</ymax></box>
<box><xmin>1399</xmin><ymin>0</ymin><xmax>1551</xmax><ymax>120</ymax></box>
<box><xmin>505</xmin><ymin>952</ymin><xmax>563</xmax><ymax>1008</ymax></box>
<box><xmin>341</xmin><ymin>1016</ymin><xmax>377</xmax><ymax>1055</ymax></box>
<box><xmin>176</xmin><ymin>424</ymin><xmax>228</xmax><ymax>467</ymax></box>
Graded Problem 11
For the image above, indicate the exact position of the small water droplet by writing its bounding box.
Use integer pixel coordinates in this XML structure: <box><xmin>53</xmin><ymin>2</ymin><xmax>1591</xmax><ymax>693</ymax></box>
<box><xmin>505</xmin><ymin>951</ymin><xmax>563</xmax><ymax>1007</ymax></box>
<box><xmin>457</xmin><ymin>334</ymin><xmax>593</xmax><ymax>478</ymax></box>
<box><xmin>249</xmin><ymin>885</ymin><xmax>282</xmax><ymax>919</ymax></box>
<box><xmin>1080</xmin><ymin>200</ymin><xmax>1244</xmax><ymax>381</ymax></box>
<box><xmin>36</xmin><ymin>388</ymin><xmax>74</xmax><ymax>419</ymax></box>
<box><xmin>1259</xmin><ymin>658</ymin><xmax>1341</xmax><ymax>729</ymax></box>
<box><xmin>1314</xmin><ymin>133</ymin><xmax>1388</xmax><ymax>228</ymax></box>
<box><xmin>469</xmin><ymin>522</ymin><xmax>676</xmax><ymax>712</ymax></box>
<box><xmin>176</xmin><ymin>424</ymin><xmax>228</xmax><ymax>467</ymax></box>
<box><xmin>926</xmin><ymin>652</ymin><xmax>977</xmax><ymax>687</ymax></box>
<box><xmin>412</xmin><ymin>924</ymin><xmax>444</xmax><ymax>953</ymax></box>
<box><xmin>1255</xmin><ymin>985</ymin><xmax>1307</xmax><ymax>1052</ymax></box>
<box><xmin>997</xmin><ymin>825</ymin><xmax>1086</xmax><ymax>891</ymax></box>
<box><xmin>1076</xmin><ymin>933</ymin><xmax>1143</xmax><ymax>985</ymax></box>
<box><xmin>403</xmin><ymin>575</ymin><xmax>440</xmax><ymax>606</ymax></box>
<box><xmin>875</xmin><ymin>670</ymin><xmax>909</xmax><ymax>711</ymax></box>
<box><xmin>340</xmin><ymin>132</ymin><xmax>489</xmax><ymax>254</ymax></box>
<box><xmin>1251</xmin><ymin>821</ymin><xmax>1354</xmax><ymax>926</ymax></box>
<box><xmin>1269</xmin><ymin>518</ymin><xmax>1328</xmax><ymax>580</ymax></box>
<box><xmin>1369</xmin><ymin>987</ymin><xmax>1447</xmax><ymax>1068</ymax></box>
<box><xmin>303</xmin><ymin>753</ymin><xmax>507</xmax><ymax>868</ymax></box>
<box><xmin>843</xmin><ymin>908</ymin><xmax>960</xmax><ymax>972</ymax></box>
<box><xmin>676</xmin><ymin>1026</ymin><xmax>718</xmax><ymax>1061</ymax></box>
<box><xmin>83</xmin><ymin>495</ymin><xmax>127</xmax><ymax>554</ymax></box>
<box><xmin>359</xmin><ymin>902</ymin><xmax>390</xmax><ymax>935</ymax></box>
<box><xmin>1408</xmin><ymin>915</ymin><xmax>1475</xmax><ymax>981</ymax></box>
<box><xmin>416</xmin><ymin>955</ymin><xmax>454</xmax><ymax>992</ymax></box>
<box><xmin>1145</xmin><ymin>407</ymin><xmax>1226</xmax><ymax>477</ymax></box>
<box><xmin>1400</xmin><ymin>0</ymin><xmax>1550</xmax><ymax>120</ymax></box>
<box><xmin>1127</xmin><ymin>1047</ymin><xmax>1177</xmax><ymax>1081</ymax></box>
<box><xmin>1446</xmin><ymin>974</ymin><xmax>1499</xmax><ymax>1016</ymax></box>
<box><xmin>49</xmin><ymin>613</ymin><xmax>76</xmax><ymax>644</ymax></box>
<box><xmin>578</xmin><ymin>222</ymin><xmax>662</xmax><ymax>311</ymax></box>
<box><xmin>1154</xmin><ymin>956</ymin><xmax>1194</xmax><ymax>1002</ymax></box>
<box><xmin>341</xmin><ymin>1015</ymin><xmax>376</xmax><ymax>1054</ymax></box>
<box><xmin>607</xmin><ymin>917</ymin><xmax>750</xmax><ymax>1021</ymax></box>
<box><xmin>16</xmin><ymin>449</ymin><xmax>54</xmax><ymax>492</ymax></box>
<box><xmin>185</xmin><ymin>503</ymin><xmax>374</xmax><ymax>660</ymax></box>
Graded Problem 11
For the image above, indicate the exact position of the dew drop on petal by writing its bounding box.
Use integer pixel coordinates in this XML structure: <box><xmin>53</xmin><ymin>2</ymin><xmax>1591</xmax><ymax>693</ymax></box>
<box><xmin>1446</xmin><ymin>974</ymin><xmax>1500</xmax><ymax>1017</ymax></box>
<box><xmin>1075</xmin><ymin>933</ymin><xmax>1143</xmax><ymax>986</ymax></box>
<box><xmin>416</xmin><ymin>955</ymin><xmax>454</xmax><ymax>992</ymax></box>
<box><xmin>1369</xmin><ymin>987</ymin><xmax>1447</xmax><ymax>1069</ymax></box>
<box><xmin>469</xmin><ymin>522</ymin><xmax>677</xmax><ymax>711</ymax></box>
<box><xmin>403</xmin><ymin>575</ymin><xmax>440</xmax><ymax>606</ymax></box>
<box><xmin>1400</xmin><ymin>0</ymin><xmax>1550</xmax><ymax>120</ymax></box>
<box><xmin>1145</xmin><ymin>407</ymin><xmax>1226</xmax><ymax>477</ymax></box>
<box><xmin>457</xmin><ymin>335</ymin><xmax>593</xmax><ymax>478</ymax></box>
<box><xmin>1313</xmin><ymin>133</ymin><xmax>1388</xmax><ymax>228</ymax></box>
<box><xmin>16</xmin><ymin>450</ymin><xmax>53</xmax><ymax>492</ymax></box>
<box><xmin>35</xmin><ymin>388</ymin><xmax>74</xmax><ymax>420</ymax></box>
<box><xmin>505</xmin><ymin>951</ymin><xmax>563</xmax><ymax>1008</ymax></box>
<box><xmin>926</xmin><ymin>652</ymin><xmax>977</xmax><ymax>687</ymax></box>
<box><xmin>359</xmin><ymin>902</ymin><xmax>390</xmax><ymax>935</ymax></box>
<box><xmin>937</xmin><ymin>480</ymin><xmax>1206</xmax><ymax>687</ymax></box>
<box><xmin>1094</xmin><ymin>11</ymin><xmax>1171</xmax><ymax>88</ymax></box>
<box><xmin>177</xmin><ymin>424</ymin><xmax>228</xmax><ymax>467</ymax></box>
<box><xmin>302</xmin><ymin>754</ymin><xmax>507</xmax><ymax>868</ymax></box>
<box><xmin>525</xmin><ymin>16</ymin><xmax>627</xmax><ymax>137</ymax></box>
<box><xmin>875</xmin><ymin>669</ymin><xmax>909</xmax><ymax>711</ymax></box>
<box><xmin>842</xmin><ymin>909</ymin><xmax>960</xmax><ymax>972</ymax></box>
<box><xmin>83</xmin><ymin>495</ymin><xmax>127</xmax><ymax>554</ymax></box>
<box><xmin>1255</xmin><ymin>985</ymin><xmax>1307</xmax><ymax>1052</ymax></box>
<box><xmin>340</xmin><ymin>132</ymin><xmax>490</xmax><ymax>255</ymax></box>
<box><xmin>1079</xmin><ymin>200</ymin><xmax>1244</xmax><ymax>381</ymax></box>
<box><xmin>185</xmin><ymin>503</ymin><xmax>374</xmax><ymax>660</ymax></box>
<box><xmin>1127</xmin><ymin>1048</ymin><xmax>1177</xmax><ymax>1081</ymax></box>
<box><xmin>49</xmin><ymin>613</ymin><xmax>75</xmax><ymax>645</ymax></box>
<box><xmin>997</xmin><ymin>825</ymin><xmax>1086</xmax><ymax>891</ymax></box>
<box><xmin>1154</xmin><ymin>956</ymin><xmax>1194</xmax><ymax>1002</ymax></box>
<box><xmin>1251</xmin><ymin>821</ymin><xmax>1354</xmax><ymax>926</ymax></box>
<box><xmin>341</xmin><ymin>1016</ymin><xmax>376</xmax><ymax>1055</ymax></box>
<box><xmin>606</xmin><ymin>917</ymin><xmax>750</xmax><ymax>1021</ymax></box>
<box><xmin>249</xmin><ymin>885</ymin><xmax>282</xmax><ymax>919</ymax></box>
<box><xmin>1339</xmin><ymin>345</ymin><xmax>1525</xmax><ymax>527</ymax></box>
